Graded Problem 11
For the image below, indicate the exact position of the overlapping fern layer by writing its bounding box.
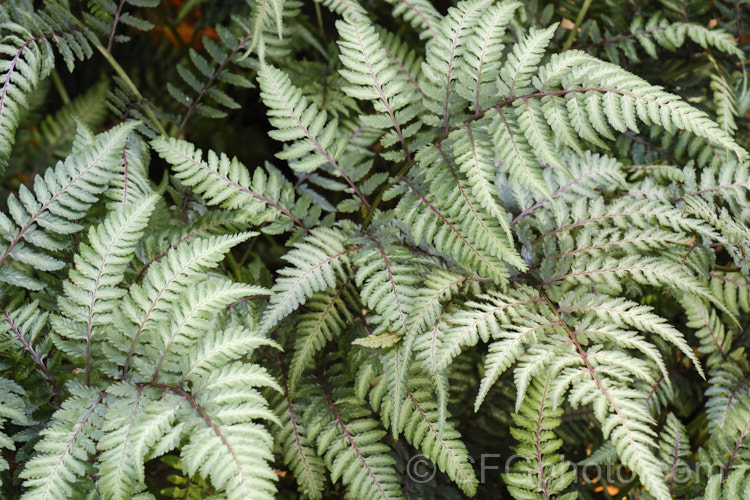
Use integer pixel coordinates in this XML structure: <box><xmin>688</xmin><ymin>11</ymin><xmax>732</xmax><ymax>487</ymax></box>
<box><xmin>1</xmin><ymin>0</ymin><xmax>749</xmax><ymax>498</ymax></box>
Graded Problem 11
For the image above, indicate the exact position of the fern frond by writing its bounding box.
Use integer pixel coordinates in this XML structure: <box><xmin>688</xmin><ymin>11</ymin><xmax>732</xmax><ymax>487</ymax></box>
<box><xmin>140</xmin><ymin>280</ymin><xmax>271</xmax><ymax>382</ymax></box>
<box><xmin>510</xmin><ymin>151</ymin><xmax>626</xmax><ymax>226</ymax></box>
<box><xmin>490</xmin><ymin>109</ymin><xmax>552</xmax><ymax>197</ymax></box>
<box><xmin>272</xmin><ymin>372</ymin><xmax>326</xmax><ymax>499</ymax></box>
<box><xmin>558</xmin><ymin>294</ymin><xmax>702</xmax><ymax>378</ymax></box>
<box><xmin>657</xmin><ymin>413</ymin><xmax>691</xmax><ymax>497</ymax></box>
<box><xmin>52</xmin><ymin>194</ymin><xmax>158</xmax><ymax>384</ymax></box>
<box><xmin>259</xmin><ymin>225</ymin><xmax>356</xmax><ymax>334</ymax></box>
<box><xmin>382</xmin><ymin>370</ymin><xmax>478</xmax><ymax>495</ymax></box>
<box><xmin>107</xmin><ymin>131</ymin><xmax>153</xmax><ymax>208</ymax></box>
<box><xmin>257</xmin><ymin>63</ymin><xmax>340</xmax><ymax>174</ymax></box>
<box><xmin>175</xmin><ymin>361</ymin><xmax>280</xmax><ymax>500</ymax></box>
<box><xmin>543</xmin><ymin>255</ymin><xmax>735</xmax><ymax>322</ymax></box>
<box><xmin>248</xmin><ymin>0</ymin><xmax>285</xmax><ymax>51</ymax></box>
<box><xmin>0</xmin><ymin>296</ymin><xmax>57</xmax><ymax>398</ymax></box>
<box><xmin>154</xmin><ymin>137</ymin><xmax>314</xmax><ymax>233</ymax></box>
<box><xmin>20</xmin><ymin>79</ymin><xmax>110</xmax><ymax>171</ymax></box>
<box><xmin>705</xmin><ymin>360</ymin><xmax>750</xmax><ymax>432</ymax></box>
<box><xmin>354</xmin><ymin>224</ymin><xmax>425</xmax><ymax>336</ymax></box>
<box><xmin>590</xmin><ymin>14</ymin><xmax>743</xmax><ymax>62</ymax></box>
<box><xmin>289</xmin><ymin>280</ymin><xmax>355</xmax><ymax>393</ymax></box>
<box><xmin>383</xmin><ymin>0</ymin><xmax>441</xmax><ymax>40</ymax></box>
<box><xmin>0</xmin><ymin>6</ymin><xmax>91</xmax><ymax>173</ymax></box>
<box><xmin>455</xmin><ymin>1</ymin><xmax>519</xmax><ymax>112</ymax></box>
<box><xmin>0</xmin><ymin>122</ymin><xmax>135</xmax><ymax>290</ymax></box>
<box><xmin>305</xmin><ymin>373</ymin><xmax>402</xmax><ymax>500</ymax></box>
<box><xmin>431</xmin><ymin>286</ymin><xmax>543</xmax><ymax>372</ymax></box>
<box><xmin>498</xmin><ymin>24</ymin><xmax>557</xmax><ymax>99</ymax></box>
<box><xmin>85</xmin><ymin>0</ymin><xmax>159</xmax><ymax>51</ymax></box>
<box><xmin>421</xmin><ymin>0</ymin><xmax>491</xmax><ymax>131</ymax></box>
<box><xmin>315</xmin><ymin>0</ymin><xmax>367</xmax><ymax>22</ymax></box>
<box><xmin>336</xmin><ymin>18</ymin><xmax>420</xmax><ymax>160</ymax></box>
<box><xmin>97</xmin><ymin>383</ymin><xmax>183</xmax><ymax>500</ymax></box>
<box><xmin>135</xmin><ymin>209</ymin><xmax>252</xmax><ymax>282</ymax></box>
<box><xmin>700</xmin><ymin>395</ymin><xmax>750</xmax><ymax>497</ymax></box>
<box><xmin>503</xmin><ymin>373</ymin><xmax>576</xmax><ymax>500</ymax></box>
<box><xmin>20</xmin><ymin>383</ymin><xmax>105</xmax><ymax>500</ymax></box>
<box><xmin>556</xmin><ymin>352</ymin><xmax>669</xmax><ymax>500</ymax></box>
<box><xmin>0</xmin><ymin>378</ymin><xmax>30</xmax><ymax>480</ymax></box>
<box><xmin>450</xmin><ymin>123</ymin><xmax>511</xmax><ymax>226</ymax></box>
<box><xmin>711</xmin><ymin>72</ymin><xmax>738</xmax><ymax>136</ymax></box>
<box><xmin>169</xmin><ymin>22</ymin><xmax>254</xmax><ymax>134</ymax></box>
<box><xmin>402</xmin><ymin>145</ymin><xmax>526</xmax><ymax>275</ymax></box>
<box><xmin>108</xmin><ymin>232</ymin><xmax>255</xmax><ymax>378</ymax></box>
<box><xmin>394</xmin><ymin>175</ymin><xmax>506</xmax><ymax>281</ymax></box>
<box><xmin>258</xmin><ymin>62</ymin><xmax>372</xmax><ymax>207</ymax></box>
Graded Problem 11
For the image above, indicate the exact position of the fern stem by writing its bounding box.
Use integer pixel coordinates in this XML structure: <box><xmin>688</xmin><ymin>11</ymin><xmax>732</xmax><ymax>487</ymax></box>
<box><xmin>225</xmin><ymin>251</ymin><xmax>242</xmax><ymax>282</ymax></box>
<box><xmin>107</xmin><ymin>0</ymin><xmax>127</xmax><ymax>53</ymax></box>
<box><xmin>314</xmin><ymin>1</ymin><xmax>324</xmax><ymax>36</ymax></box>
<box><xmin>94</xmin><ymin>44</ymin><xmax>167</xmax><ymax>136</ymax></box>
<box><xmin>562</xmin><ymin>0</ymin><xmax>593</xmax><ymax>51</ymax></box>
<box><xmin>50</xmin><ymin>69</ymin><xmax>70</xmax><ymax>104</ymax></box>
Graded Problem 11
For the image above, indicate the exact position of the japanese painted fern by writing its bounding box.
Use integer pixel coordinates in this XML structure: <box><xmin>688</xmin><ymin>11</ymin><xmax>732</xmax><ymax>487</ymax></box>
<box><xmin>1</xmin><ymin>0</ymin><xmax>750</xmax><ymax>498</ymax></box>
